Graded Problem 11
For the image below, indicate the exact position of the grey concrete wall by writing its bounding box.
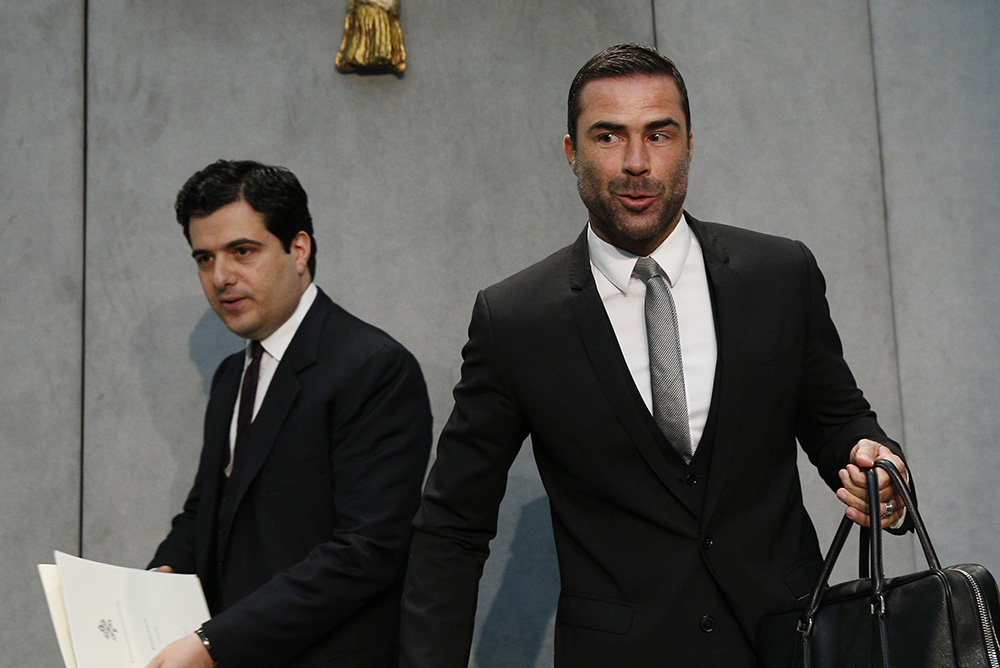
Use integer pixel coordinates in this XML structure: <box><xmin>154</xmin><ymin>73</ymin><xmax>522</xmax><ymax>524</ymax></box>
<box><xmin>872</xmin><ymin>0</ymin><xmax>1000</xmax><ymax>571</ymax></box>
<box><xmin>0</xmin><ymin>3</ymin><xmax>84</xmax><ymax>667</ymax></box>
<box><xmin>3</xmin><ymin>1</ymin><xmax>997</xmax><ymax>666</ymax></box>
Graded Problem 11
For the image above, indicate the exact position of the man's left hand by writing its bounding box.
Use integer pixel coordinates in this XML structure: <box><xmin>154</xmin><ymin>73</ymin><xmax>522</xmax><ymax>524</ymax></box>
<box><xmin>144</xmin><ymin>632</ymin><xmax>214</xmax><ymax>668</ymax></box>
<box><xmin>836</xmin><ymin>438</ymin><xmax>908</xmax><ymax>529</ymax></box>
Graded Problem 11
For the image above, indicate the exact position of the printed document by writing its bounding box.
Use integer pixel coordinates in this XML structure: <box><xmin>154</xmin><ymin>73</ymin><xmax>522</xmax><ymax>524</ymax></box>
<box><xmin>39</xmin><ymin>551</ymin><xmax>210</xmax><ymax>668</ymax></box>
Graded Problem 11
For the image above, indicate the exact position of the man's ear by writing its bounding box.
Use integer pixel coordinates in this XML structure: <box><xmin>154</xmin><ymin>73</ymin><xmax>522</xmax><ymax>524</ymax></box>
<box><xmin>563</xmin><ymin>134</ymin><xmax>576</xmax><ymax>170</ymax></box>
<box><xmin>290</xmin><ymin>231</ymin><xmax>311</xmax><ymax>275</ymax></box>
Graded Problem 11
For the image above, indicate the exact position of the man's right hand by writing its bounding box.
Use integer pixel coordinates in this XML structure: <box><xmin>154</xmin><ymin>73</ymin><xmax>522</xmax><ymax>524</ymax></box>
<box><xmin>152</xmin><ymin>565</ymin><xmax>174</xmax><ymax>573</ymax></box>
<box><xmin>144</xmin><ymin>632</ymin><xmax>214</xmax><ymax>668</ymax></box>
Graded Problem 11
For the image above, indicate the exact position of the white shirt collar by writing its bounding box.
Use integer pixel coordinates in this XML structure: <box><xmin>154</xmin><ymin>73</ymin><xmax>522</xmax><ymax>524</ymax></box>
<box><xmin>587</xmin><ymin>213</ymin><xmax>692</xmax><ymax>293</ymax></box>
<box><xmin>252</xmin><ymin>282</ymin><xmax>318</xmax><ymax>363</ymax></box>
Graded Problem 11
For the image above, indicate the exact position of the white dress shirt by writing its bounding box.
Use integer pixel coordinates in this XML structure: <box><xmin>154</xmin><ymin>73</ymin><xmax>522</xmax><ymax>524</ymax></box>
<box><xmin>588</xmin><ymin>215</ymin><xmax>718</xmax><ymax>450</ymax></box>
<box><xmin>225</xmin><ymin>282</ymin><xmax>318</xmax><ymax>476</ymax></box>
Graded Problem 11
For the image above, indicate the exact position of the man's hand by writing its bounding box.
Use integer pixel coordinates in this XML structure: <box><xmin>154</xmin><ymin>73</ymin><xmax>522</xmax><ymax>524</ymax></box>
<box><xmin>151</xmin><ymin>565</ymin><xmax>174</xmax><ymax>573</ymax></box>
<box><xmin>144</xmin><ymin>632</ymin><xmax>214</xmax><ymax>668</ymax></box>
<box><xmin>836</xmin><ymin>438</ymin><xmax>908</xmax><ymax>528</ymax></box>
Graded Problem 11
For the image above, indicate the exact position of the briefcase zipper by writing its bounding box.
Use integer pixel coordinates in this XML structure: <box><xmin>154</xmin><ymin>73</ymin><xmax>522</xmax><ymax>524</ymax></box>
<box><xmin>954</xmin><ymin>567</ymin><xmax>1000</xmax><ymax>668</ymax></box>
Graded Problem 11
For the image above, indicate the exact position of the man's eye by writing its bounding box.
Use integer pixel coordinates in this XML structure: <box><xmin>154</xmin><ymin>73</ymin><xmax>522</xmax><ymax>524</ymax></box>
<box><xmin>649</xmin><ymin>133</ymin><xmax>666</xmax><ymax>142</ymax></box>
<box><xmin>597</xmin><ymin>133</ymin><xmax>617</xmax><ymax>144</ymax></box>
<box><xmin>194</xmin><ymin>255</ymin><xmax>211</xmax><ymax>266</ymax></box>
<box><xmin>235</xmin><ymin>247</ymin><xmax>253</xmax><ymax>257</ymax></box>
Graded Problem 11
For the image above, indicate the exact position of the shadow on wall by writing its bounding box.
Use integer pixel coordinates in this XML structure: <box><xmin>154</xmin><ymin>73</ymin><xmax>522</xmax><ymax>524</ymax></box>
<box><xmin>189</xmin><ymin>307</ymin><xmax>243</xmax><ymax>393</ymax></box>
<box><xmin>133</xmin><ymin>299</ymin><xmax>241</xmax><ymax>505</ymax></box>
<box><xmin>132</xmin><ymin>297</ymin><xmax>242</xmax><ymax>443</ymax></box>
<box><xmin>475</xmin><ymin>495</ymin><xmax>560</xmax><ymax>668</ymax></box>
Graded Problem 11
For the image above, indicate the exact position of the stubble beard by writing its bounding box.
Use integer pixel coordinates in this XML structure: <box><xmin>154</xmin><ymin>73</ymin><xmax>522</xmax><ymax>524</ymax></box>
<box><xmin>574</xmin><ymin>153</ymin><xmax>691</xmax><ymax>255</ymax></box>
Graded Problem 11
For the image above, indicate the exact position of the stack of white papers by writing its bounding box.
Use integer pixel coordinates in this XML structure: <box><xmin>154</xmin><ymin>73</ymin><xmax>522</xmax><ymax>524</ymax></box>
<box><xmin>39</xmin><ymin>551</ymin><xmax>210</xmax><ymax>668</ymax></box>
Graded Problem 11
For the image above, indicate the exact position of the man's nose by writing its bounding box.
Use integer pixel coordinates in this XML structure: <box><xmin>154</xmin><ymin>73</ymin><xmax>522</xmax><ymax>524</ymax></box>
<box><xmin>622</xmin><ymin>139</ymin><xmax>650</xmax><ymax>176</ymax></box>
<box><xmin>212</xmin><ymin>257</ymin><xmax>237</xmax><ymax>289</ymax></box>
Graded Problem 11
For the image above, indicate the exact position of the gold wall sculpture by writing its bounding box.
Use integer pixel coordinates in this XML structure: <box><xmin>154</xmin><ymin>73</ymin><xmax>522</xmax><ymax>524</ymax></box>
<box><xmin>335</xmin><ymin>0</ymin><xmax>406</xmax><ymax>74</ymax></box>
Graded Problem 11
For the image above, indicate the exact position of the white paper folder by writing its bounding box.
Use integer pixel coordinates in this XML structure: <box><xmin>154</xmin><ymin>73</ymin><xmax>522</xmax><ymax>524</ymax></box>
<box><xmin>39</xmin><ymin>551</ymin><xmax>210</xmax><ymax>668</ymax></box>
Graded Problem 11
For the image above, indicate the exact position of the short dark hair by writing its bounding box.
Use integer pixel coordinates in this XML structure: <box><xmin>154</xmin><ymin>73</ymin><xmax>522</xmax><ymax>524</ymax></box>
<box><xmin>567</xmin><ymin>43</ymin><xmax>691</xmax><ymax>147</ymax></box>
<box><xmin>175</xmin><ymin>160</ymin><xmax>317</xmax><ymax>277</ymax></box>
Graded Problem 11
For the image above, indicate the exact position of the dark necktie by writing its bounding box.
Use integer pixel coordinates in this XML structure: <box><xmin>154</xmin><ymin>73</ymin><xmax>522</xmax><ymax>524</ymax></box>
<box><xmin>633</xmin><ymin>257</ymin><xmax>694</xmax><ymax>464</ymax></box>
<box><xmin>235</xmin><ymin>340</ymin><xmax>264</xmax><ymax>450</ymax></box>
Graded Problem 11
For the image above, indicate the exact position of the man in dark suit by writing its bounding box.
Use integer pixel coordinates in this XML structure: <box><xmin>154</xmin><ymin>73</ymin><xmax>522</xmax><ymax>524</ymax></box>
<box><xmin>145</xmin><ymin>160</ymin><xmax>433</xmax><ymax>668</ymax></box>
<box><xmin>400</xmin><ymin>44</ymin><xmax>908</xmax><ymax>667</ymax></box>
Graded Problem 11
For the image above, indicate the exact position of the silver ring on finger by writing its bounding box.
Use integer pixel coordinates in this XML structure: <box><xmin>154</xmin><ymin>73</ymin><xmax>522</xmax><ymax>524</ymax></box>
<box><xmin>880</xmin><ymin>499</ymin><xmax>894</xmax><ymax>519</ymax></box>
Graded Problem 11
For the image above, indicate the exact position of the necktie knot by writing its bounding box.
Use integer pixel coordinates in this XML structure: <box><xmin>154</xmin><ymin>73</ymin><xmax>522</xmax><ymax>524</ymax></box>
<box><xmin>633</xmin><ymin>256</ymin><xmax>665</xmax><ymax>285</ymax></box>
<box><xmin>249</xmin><ymin>340</ymin><xmax>264</xmax><ymax>365</ymax></box>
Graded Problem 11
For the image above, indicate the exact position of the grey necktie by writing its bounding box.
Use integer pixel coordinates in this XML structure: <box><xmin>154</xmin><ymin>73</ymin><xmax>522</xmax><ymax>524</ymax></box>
<box><xmin>633</xmin><ymin>257</ymin><xmax>694</xmax><ymax>464</ymax></box>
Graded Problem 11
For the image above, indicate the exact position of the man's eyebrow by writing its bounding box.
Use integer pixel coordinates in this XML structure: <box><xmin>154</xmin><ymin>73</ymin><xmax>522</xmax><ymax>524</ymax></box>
<box><xmin>645</xmin><ymin>118</ymin><xmax>681</xmax><ymax>132</ymax></box>
<box><xmin>222</xmin><ymin>237</ymin><xmax>264</xmax><ymax>250</ymax></box>
<box><xmin>585</xmin><ymin>118</ymin><xmax>682</xmax><ymax>135</ymax></box>
<box><xmin>585</xmin><ymin>121</ymin><xmax>627</xmax><ymax>135</ymax></box>
<box><xmin>190</xmin><ymin>238</ymin><xmax>264</xmax><ymax>259</ymax></box>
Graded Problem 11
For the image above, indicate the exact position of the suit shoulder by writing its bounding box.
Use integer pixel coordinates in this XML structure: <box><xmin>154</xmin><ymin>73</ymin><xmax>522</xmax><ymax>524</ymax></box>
<box><xmin>696</xmin><ymin>219</ymin><xmax>813</xmax><ymax>273</ymax></box>
<box><xmin>313</xmin><ymin>294</ymin><xmax>422</xmax><ymax>366</ymax></box>
<box><xmin>458</xmin><ymin>236</ymin><xmax>592</xmax><ymax>339</ymax></box>
<box><xmin>481</xmin><ymin>241</ymin><xmax>577</xmax><ymax>303</ymax></box>
<box><xmin>699</xmin><ymin>220</ymin><xmax>803</xmax><ymax>252</ymax></box>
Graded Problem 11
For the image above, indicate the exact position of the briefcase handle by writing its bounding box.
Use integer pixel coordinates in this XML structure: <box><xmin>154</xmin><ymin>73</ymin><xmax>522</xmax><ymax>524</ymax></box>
<box><xmin>797</xmin><ymin>460</ymin><xmax>938</xmax><ymax>641</ymax></box>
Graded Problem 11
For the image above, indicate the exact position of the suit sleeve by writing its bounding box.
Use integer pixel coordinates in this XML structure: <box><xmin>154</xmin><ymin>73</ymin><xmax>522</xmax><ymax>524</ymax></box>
<box><xmin>400</xmin><ymin>291</ymin><xmax>530</xmax><ymax>668</ymax></box>
<box><xmin>791</xmin><ymin>241</ymin><xmax>903</xmax><ymax>489</ymax></box>
<box><xmin>202</xmin><ymin>341</ymin><xmax>433</xmax><ymax>667</ymax></box>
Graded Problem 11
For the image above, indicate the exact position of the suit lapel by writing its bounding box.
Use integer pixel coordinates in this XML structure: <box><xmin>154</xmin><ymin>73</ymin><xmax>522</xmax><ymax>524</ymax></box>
<box><xmin>566</xmin><ymin>229</ymin><xmax>691</xmax><ymax>505</ymax></box>
<box><xmin>220</xmin><ymin>291</ymin><xmax>329</xmax><ymax>537</ymax></box>
<box><xmin>688</xmin><ymin>218</ymin><xmax>749</xmax><ymax>526</ymax></box>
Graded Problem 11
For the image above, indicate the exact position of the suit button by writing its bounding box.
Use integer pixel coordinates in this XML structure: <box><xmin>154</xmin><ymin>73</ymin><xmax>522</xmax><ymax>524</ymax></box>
<box><xmin>702</xmin><ymin>535</ymin><xmax>714</xmax><ymax>550</ymax></box>
<box><xmin>700</xmin><ymin>615</ymin><xmax>715</xmax><ymax>632</ymax></box>
<box><xmin>685</xmin><ymin>473</ymin><xmax>698</xmax><ymax>486</ymax></box>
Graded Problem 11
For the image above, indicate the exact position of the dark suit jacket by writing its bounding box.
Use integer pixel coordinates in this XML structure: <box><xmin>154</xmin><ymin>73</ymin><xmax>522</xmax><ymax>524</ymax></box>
<box><xmin>151</xmin><ymin>289</ymin><xmax>432</xmax><ymax>668</ymax></box>
<box><xmin>401</xmin><ymin>218</ymin><xmax>902</xmax><ymax>668</ymax></box>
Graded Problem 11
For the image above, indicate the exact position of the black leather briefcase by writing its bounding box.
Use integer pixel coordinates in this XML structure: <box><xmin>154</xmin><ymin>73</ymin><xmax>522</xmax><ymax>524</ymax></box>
<box><xmin>757</xmin><ymin>460</ymin><xmax>1000</xmax><ymax>668</ymax></box>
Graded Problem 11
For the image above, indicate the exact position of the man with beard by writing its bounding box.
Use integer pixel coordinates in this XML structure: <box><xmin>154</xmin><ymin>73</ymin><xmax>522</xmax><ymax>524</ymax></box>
<box><xmin>400</xmin><ymin>44</ymin><xmax>908</xmax><ymax>667</ymax></box>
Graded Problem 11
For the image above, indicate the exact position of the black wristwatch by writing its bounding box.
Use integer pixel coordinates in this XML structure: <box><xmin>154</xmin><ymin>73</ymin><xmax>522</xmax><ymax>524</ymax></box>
<box><xmin>194</xmin><ymin>626</ymin><xmax>218</xmax><ymax>665</ymax></box>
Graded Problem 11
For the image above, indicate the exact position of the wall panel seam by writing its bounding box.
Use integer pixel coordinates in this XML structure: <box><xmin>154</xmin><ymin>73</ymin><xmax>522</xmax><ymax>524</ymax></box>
<box><xmin>651</xmin><ymin>0</ymin><xmax>658</xmax><ymax>50</ymax></box>
<box><xmin>79</xmin><ymin>0</ymin><xmax>89</xmax><ymax>558</ymax></box>
<box><xmin>866</xmin><ymin>0</ymin><xmax>917</xmax><ymax>571</ymax></box>
<box><xmin>865</xmin><ymin>0</ymin><xmax>906</xmax><ymax>443</ymax></box>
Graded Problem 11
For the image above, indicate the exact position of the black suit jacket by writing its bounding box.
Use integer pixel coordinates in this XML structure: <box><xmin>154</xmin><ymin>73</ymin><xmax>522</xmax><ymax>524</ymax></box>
<box><xmin>401</xmin><ymin>218</ymin><xmax>901</xmax><ymax>667</ymax></box>
<box><xmin>151</xmin><ymin>289</ymin><xmax>432</xmax><ymax>668</ymax></box>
